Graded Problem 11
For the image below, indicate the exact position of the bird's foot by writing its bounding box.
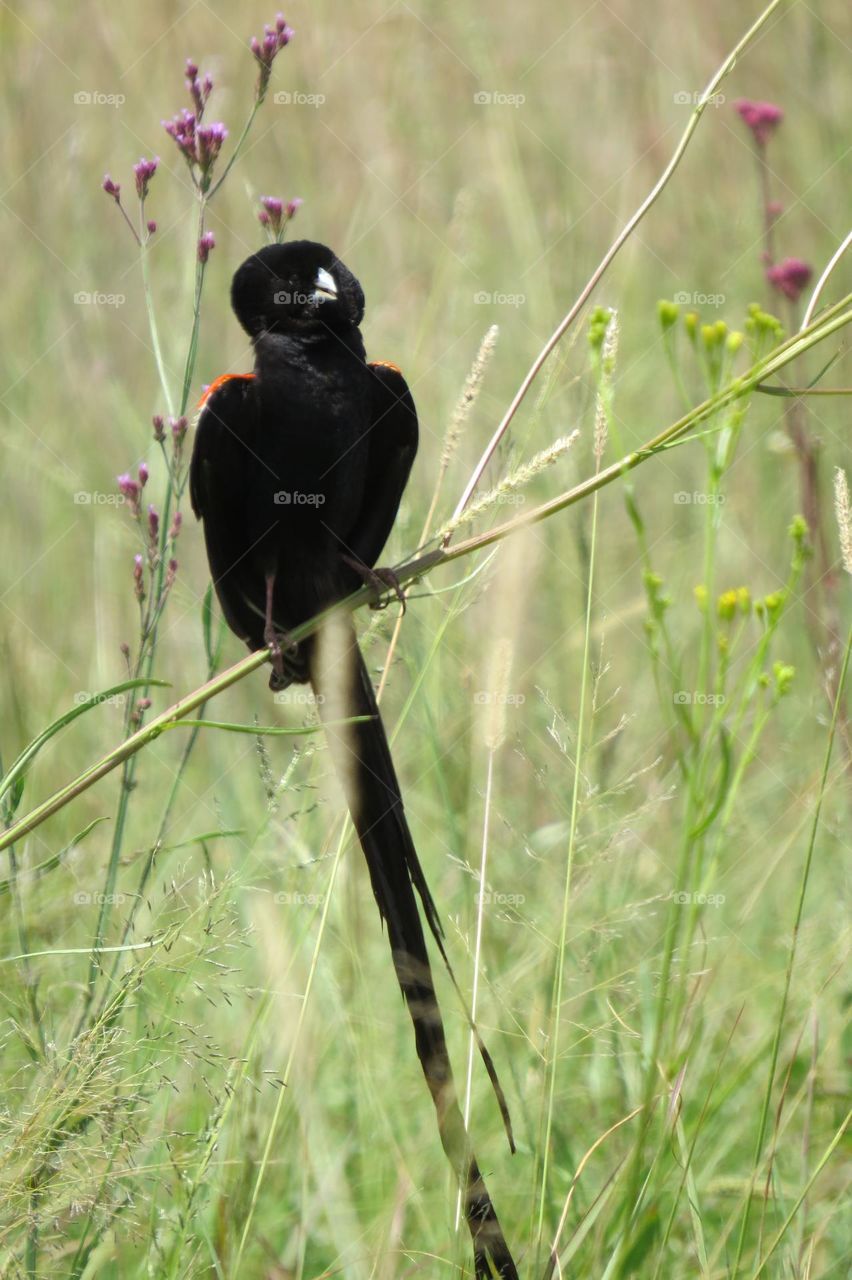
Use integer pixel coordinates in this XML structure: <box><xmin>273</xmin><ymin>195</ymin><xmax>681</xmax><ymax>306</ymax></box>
<box><xmin>264</xmin><ymin>622</ymin><xmax>302</xmax><ymax>690</ymax></box>
<box><xmin>342</xmin><ymin>554</ymin><xmax>407</xmax><ymax>613</ymax></box>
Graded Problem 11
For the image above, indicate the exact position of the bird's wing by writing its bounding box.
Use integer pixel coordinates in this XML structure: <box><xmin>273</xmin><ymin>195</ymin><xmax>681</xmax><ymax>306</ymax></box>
<box><xmin>343</xmin><ymin>361</ymin><xmax>418</xmax><ymax>568</ymax></box>
<box><xmin>189</xmin><ymin>374</ymin><xmax>266</xmax><ymax>647</ymax></box>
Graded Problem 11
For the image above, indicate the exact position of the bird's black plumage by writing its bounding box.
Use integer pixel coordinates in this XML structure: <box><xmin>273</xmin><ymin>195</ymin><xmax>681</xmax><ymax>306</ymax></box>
<box><xmin>190</xmin><ymin>241</ymin><xmax>517</xmax><ymax>1279</ymax></box>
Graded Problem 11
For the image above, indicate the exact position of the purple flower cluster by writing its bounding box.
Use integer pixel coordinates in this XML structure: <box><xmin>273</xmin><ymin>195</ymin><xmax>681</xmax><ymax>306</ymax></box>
<box><xmin>258</xmin><ymin>193</ymin><xmax>302</xmax><ymax>239</ymax></box>
<box><xmin>766</xmin><ymin>257</ymin><xmax>812</xmax><ymax>303</ymax></box>
<box><xmin>133</xmin><ymin>156</ymin><xmax>159</xmax><ymax>200</ymax></box>
<box><xmin>163</xmin><ymin>104</ymin><xmax>228</xmax><ymax>189</ymax></box>
<box><xmin>734</xmin><ymin>99</ymin><xmax>783</xmax><ymax>149</ymax></box>
<box><xmin>251</xmin><ymin>14</ymin><xmax>294</xmax><ymax>101</ymax></box>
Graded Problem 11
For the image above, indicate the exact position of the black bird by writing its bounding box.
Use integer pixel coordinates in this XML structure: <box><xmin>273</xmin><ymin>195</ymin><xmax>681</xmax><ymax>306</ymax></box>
<box><xmin>189</xmin><ymin>241</ymin><xmax>518</xmax><ymax>1279</ymax></box>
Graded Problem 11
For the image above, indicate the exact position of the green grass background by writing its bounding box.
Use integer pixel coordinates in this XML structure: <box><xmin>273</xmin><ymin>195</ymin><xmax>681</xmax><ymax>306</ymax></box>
<box><xmin>0</xmin><ymin>1</ymin><xmax>849</xmax><ymax>1276</ymax></box>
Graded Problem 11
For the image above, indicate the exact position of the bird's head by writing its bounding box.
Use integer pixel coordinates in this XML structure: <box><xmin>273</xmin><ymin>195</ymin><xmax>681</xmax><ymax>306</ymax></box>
<box><xmin>230</xmin><ymin>240</ymin><xmax>365</xmax><ymax>338</ymax></box>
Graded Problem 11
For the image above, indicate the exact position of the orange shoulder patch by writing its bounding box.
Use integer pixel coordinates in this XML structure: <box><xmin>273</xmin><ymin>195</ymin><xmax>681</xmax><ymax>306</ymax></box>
<box><xmin>369</xmin><ymin>359</ymin><xmax>402</xmax><ymax>375</ymax></box>
<box><xmin>196</xmin><ymin>372</ymin><xmax>254</xmax><ymax>409</ymax></box>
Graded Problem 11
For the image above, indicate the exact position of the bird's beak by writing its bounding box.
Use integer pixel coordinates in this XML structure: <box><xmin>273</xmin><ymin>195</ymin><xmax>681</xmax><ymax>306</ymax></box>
<box><xmin>312</xmin><ymin>266</ymin><xmax>338</xmax><ymax>302</ymax></box>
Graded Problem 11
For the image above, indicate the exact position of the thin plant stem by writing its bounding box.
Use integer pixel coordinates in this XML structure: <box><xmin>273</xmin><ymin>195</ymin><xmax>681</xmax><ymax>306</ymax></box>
<box><xmin>534</xmin><ymin>437</ymin><xmax>601</xmax><ymax>1266</ymax></box>
<box><xmin>731</xmin><ymin>623</ymin><xmax>851</xmax><ymax>1275</ymax></box>
<box><xmin>800</xmin><ymin>227</ymin><xmax>852</xmax><ymax>329</ymax></box>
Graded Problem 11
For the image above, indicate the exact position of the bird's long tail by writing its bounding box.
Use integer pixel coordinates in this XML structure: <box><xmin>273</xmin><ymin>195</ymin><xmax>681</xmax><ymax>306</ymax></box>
<box><xmin>308</xmin><ymin>618</ymin><xmax>518</xmax><ymax>1280</ymax></box>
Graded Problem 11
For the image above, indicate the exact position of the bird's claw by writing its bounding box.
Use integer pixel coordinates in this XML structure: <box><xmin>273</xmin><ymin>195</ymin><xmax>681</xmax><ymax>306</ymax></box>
<box><xmin>342</xmin><ymin>554</ymin><xmax>407</xmax><ymax>613</ymax></box>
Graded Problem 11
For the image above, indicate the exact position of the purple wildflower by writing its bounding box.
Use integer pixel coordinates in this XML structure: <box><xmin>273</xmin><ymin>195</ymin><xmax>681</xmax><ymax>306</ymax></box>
<box><xmin>285</xmin><ymin>197</ymin><xmax>303</xmax><ymax>219</ymax></box>
<box><xmin>138</xmin><ymin>462</ymin><xmax>149</xmax><ymax>488</ymax></box>
<box><xmin>163</xmin><ymin>109</ymin><xmax>198</xmax><ymax>164</ymax></box>
<box><xmin>148</xmin><ymin>504</ymin><xmax>160</xmax><ymax>543</ymax></box>
<box><xmin>146</xmin><ymin>219</ymin><xmax>157</xmax><ymax>236</ymax></box>
<box><xmin>118</xmin><ymin>472</ymin><xmax>141</xmax><ymax>516</ymax></box>
<box><xmin>734</xmin><ymin>99</ymin><xmax>783</xmax><ymax>149</ymax></box>
<box><xmin>197</xmin><ymin>122</ymin><xmax>228</xmax><ymax>174</ymax></box>
<box><xmin>169</xmin><ymin>511</ymin><xmax>183</xmax><ymax>541</ymax></box>
<box><xmin>170</xmin><ymin>415</ymin><xmax>188</xmax><ymax>445</ymax></box>
<box><xmin>251</xmin><ymin>14</ymin><xmax>294</xmax><ymax>101</ymax></box>
<box><xmin>186</xmin><ymin>58</ymin><xmax>213</xmax><ymax>117</ymax></box>
<box><xmin>133</xmin><ymin>156</ymin><xmax>159</xmax><ymax>200</ymax></box>
<box><xmin>766</xmin><ymin>257</ymin><xmax>812</xmax><ymax>304</ymax></box>
<box><xmin>152</xmin><ymin>414</ymin><xmax>165</xmax><ymax>443</ymax></box>
<box><xmin>102</xmin><ymin>175</ymin><xmax>121</xmax><ymax>202</ymax></box>
<box><xmin>197</xmin><ymin>231</ymin><xmax>216</xmax><ymax>263</ymax></box>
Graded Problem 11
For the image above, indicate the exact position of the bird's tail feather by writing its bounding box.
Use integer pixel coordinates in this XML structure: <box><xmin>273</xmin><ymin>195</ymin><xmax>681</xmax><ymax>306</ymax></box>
<box><xmin>308</xmin><ymin>618</ymin><xmax>518</xmax><ymax>1280</ymax></box>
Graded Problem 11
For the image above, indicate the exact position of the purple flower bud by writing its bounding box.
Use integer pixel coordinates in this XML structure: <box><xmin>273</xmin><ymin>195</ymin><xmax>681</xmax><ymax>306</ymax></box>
<box><xmin>152</xmin><ymin>414</ymin><xmax>165</xmax><ymax>442</ymax></box>
<box><xmin>133</xmin><ymin>156</ymin><xmax>159</xmax><ymax>200</ymax></box>
<box><xmin>137</xmin><ymin>696</ymin><xmax>152</xmax><ymax>712</ymax></box>
<box><xmin>766</xmin><ymin>257</ymin><xmax>812</xmax><ymax>304</ymax></box>
<box><xmin>148</xmin><ymin>504</ymin><xmax>160</xmax><ymax>542</ymax></box>
<box><xmin>147</xmin><ymin>219</ymin><xmax>157</xmax><ymax>235</ymax></box>
<box><xmin>734</xmin><ymin>98</ymin><xmax>783</xmax><ymax>149</ymax></box>
<box><xmin>170</xmin><ymin>415</ymin><xmax>188</xmax><ymax>443</ymax></box>
<box><xmin>102</xmin><ymin>174</ymin><xmax>121</xmax><ymax>202</ymax></box>
<box><xmin>166</xmin><ymin>557</ymin><xmax>179</xmax><ymax>589</ymax></box>
<box><xmin>133</xmin><ymin>553</ymin><xmax>145</xmax><ymax>601</ymax></box>
<box><xmin>138</xmin><ymin>462</ymin><xmax>149</xmax><ymax>487</ymax></box>
<box><xmin>285</xmin><ymin>197</ymin><xmax>303</xmax><ymax>219</ymax></box>
<box><xmin>120</xmin><ymin>641</ymin><xmax>130</xmax><ymax>659</ymax></box>
<box><xmin>185</xmin><ymin>58</ymin><xmax>198</xmax><ymax>80</ymax></box>
<box><xmin>118</xmin><ymin>473</ymin><xmax>141</xmax><ymax>515</ymax></box>
<box><xmin>202</xmin><ymin>72</ymin><xmax>213</xmax><ymax>100</ymax></box>
<box><xmin>169</xmin><ymin>511</ymin><xmax>183</xmax><ymax>541</ymax></box>
<box><xmin>258</xmin><ymin>210</ymin><xmax>270</xmax><ymax>226</ymax></box>
<box><xmin>197</xmin><ymin>231</ymin><xmax>216</xmax><ymax>263</ymax></box>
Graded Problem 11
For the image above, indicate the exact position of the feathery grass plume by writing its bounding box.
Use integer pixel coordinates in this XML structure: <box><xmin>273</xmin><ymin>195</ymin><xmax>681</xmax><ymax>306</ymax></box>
<box><xmin>443</xmin><ymin>325</ymin><xmax>500</xmax><ymax>471</ymax></box>
<box><xmin>834</xmin><ymin>467</ymin><xmax>852</xmax><ymax>574</ymax></box>
<box><xmin>593</xmin><ymin>308</ymin><xmax>619</xmax><ymax>464</ymax></box>
<box><xmin>420</xmin><ymin>325</ymin><xmax>500</xmax><ymax>543</ymax></box>
<box><xmin>437</xmin><ymin>430</ymin><xmax>579</xmax><ymax>542</ymax></box>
